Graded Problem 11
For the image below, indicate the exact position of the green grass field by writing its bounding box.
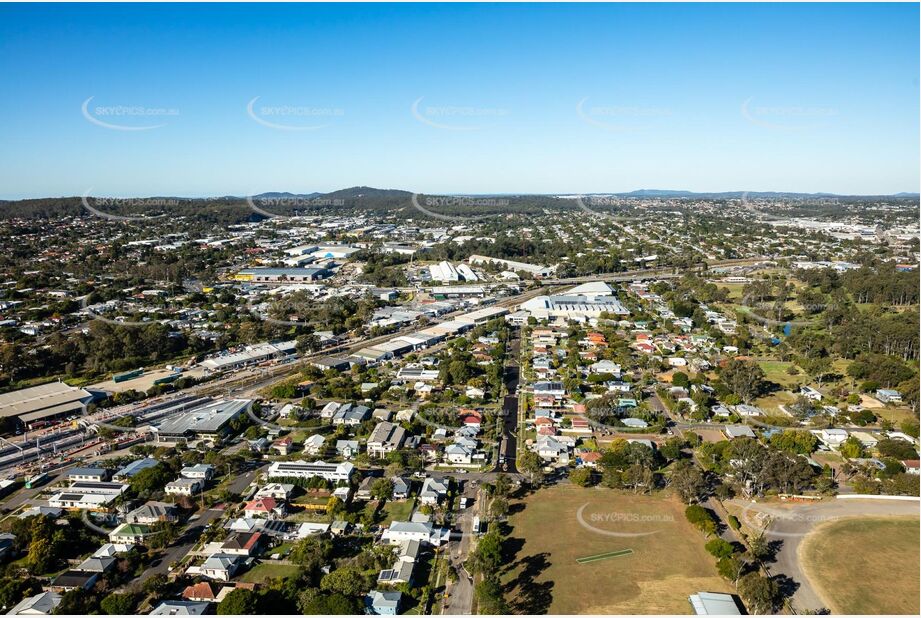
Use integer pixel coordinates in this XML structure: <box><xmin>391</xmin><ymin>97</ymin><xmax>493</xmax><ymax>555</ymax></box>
<box><xmin>502</xmin><ymin>485</ymin><xmax>731</xmax><ymax>614</ymax></box>
<box><xmin>382</xmin><ymin>499</ymin><xmax>415</xmax><ymax>522</ymax></box>
<box><xmin>800</xmin><ymin>517</ymin><xmax>920</xmax><ymax>615</ymax></box>
<box><xmin>237</xmin><ymin>562</ymin><xmax>302</xmax><ymax>583</ymax></box>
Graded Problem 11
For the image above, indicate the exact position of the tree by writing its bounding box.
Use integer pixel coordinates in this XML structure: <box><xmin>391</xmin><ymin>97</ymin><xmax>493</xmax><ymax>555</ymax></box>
<box><xmin>370</xmin><ymin>478</ymin><xmax>394</xmax><ymax>501</ymax></box>
<box><xmin>684</xmin><ymin>504</ymin><xmax>717</xmax><ymax>536</ymax></box>
<box><xmin>100</xmin><ymin>592</ymin><xmax>136</xmax><ymax>615</ymax></box>
<box><xmin>475</xmin><ymin>577</ymin><xmax>508</xmax><ymax>614</ymax></box>
<box><xmin>737</xmin><ymin>572</ymin><xmax>781</xmax><ymax>614</ymax></box>
<box><xmin>53</xmin><ymin>589</ymin><xmax>92</xmax><ymax>615</ymax></box>
<box><xmin>840</xmin><ymin>436</ymin><xmax>865</xmax><ymax>459</ymax></box>
<box><xmin>489</xmin><ymin>496</ymin><xmax>509</xmax><ymax>519</ymax></box>
<box><xmin>568</xmin><ymin>467</ymin><xmax>594</xmax><ymax>487</ymax></box>
<box><xmin>290</xmin><ymin>535</ymin><xmax>333</xmax><ymax>573</ymax></box>
<box><xmin>26</xmin><ymin>537</ymin><xmax>57</xmax><ymax>575</ymax></box>
<box><xmin>769</xmin><ymin>429</ymin><xmax>818</xmax><ymax>456</ymax></box>
<box><xmin>516</xmin><ymin>449</ymin><xmax>544</xmax><ymax>484</ymax></box>
<box><xmin>217</xmin><ymin>589</ymin><xmax>259</xmax><ymax>615</ymax></box>
<box><xmin>320</xmin><ymin>566</ymin><xmax>369</xmax><ymax>597</ymax></box>
<box><xmin>671</xmin><ymin>460</ymin><xmax>708</xmax><ymax>504</ymax></box>
<box><xmin>705</xmin><ymin>538</ymin><xmax>734</xmax><ymax>559</ymax></box>
<box><xmin>493</xmin><ymin>473</ymin><xmax>512</xmax><ymax>497</ymax></box>
<box><xmin>720</xmin><ymin>359</ymin><xmax>766</xmax><ymax>403</ymax></box>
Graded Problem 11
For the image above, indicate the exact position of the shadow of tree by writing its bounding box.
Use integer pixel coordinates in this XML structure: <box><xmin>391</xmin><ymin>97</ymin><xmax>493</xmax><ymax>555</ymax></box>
<box><xmin>506</xmin><ymin>552</ymin><xmax>554</xmax><ymax>614</ymax></box>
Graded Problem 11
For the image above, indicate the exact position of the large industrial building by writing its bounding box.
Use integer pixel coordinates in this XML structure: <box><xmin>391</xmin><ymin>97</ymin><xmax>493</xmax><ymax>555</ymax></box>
<box><xmin>200</xmin><ymin>341</ymin><xmax>297</xmax><ymax>372</ymax></box>
<box><xmin>521</xmin><ymin>282</ymin><xmax>630</xmax><ymax>321</ymax></box>
<box><xmin>152</xmin><ymin>399</ymin><xmax>251</xmax><ymax>443</ymax></box>
<box><xmin>0</xmin><ymin>381</ymin><xmax>95</xmax><ymax>431</ymax></box>
<box><xmin>468</xmin><ymin>255</ymin><xmax>556</xmax><ymax>278</ymax></box>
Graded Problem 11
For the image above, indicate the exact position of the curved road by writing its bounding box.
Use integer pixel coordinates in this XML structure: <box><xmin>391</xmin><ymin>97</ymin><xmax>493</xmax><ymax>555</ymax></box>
<box><xmin>730</xmin><ymin>497</ymin><xmax>920</xmax><ymax>612</ymax></box>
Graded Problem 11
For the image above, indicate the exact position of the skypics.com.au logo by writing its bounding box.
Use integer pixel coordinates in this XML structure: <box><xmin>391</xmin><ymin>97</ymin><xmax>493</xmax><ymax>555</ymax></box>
<box><xmin>81</xmin><ymin>97</ymin><xmax>178</xmax><ymax>131</ymax></box>
<box><xmin>247</xmin><ymin>96</ymin><xmax>345</xmax><ymax>131</ymax></box>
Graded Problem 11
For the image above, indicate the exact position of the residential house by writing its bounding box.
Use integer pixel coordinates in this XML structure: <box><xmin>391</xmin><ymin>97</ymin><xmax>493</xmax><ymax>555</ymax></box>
<box><xmin>220</xmin><ymin>532</ymin><xmax>264</xmax><ymax>557</ymax></box>
<box><xmin>243</xmin><ymin>497</ymin><xmax>285</xmax><ymax>519</ymax></box>
<box><xmin>125</xmin><ymin>501</ymin><xmax>179</xmax><ymax>524</ymax></box>
<box><xmin>335</xmin><ymin>440</ymin><xmax>360</xmax><ymax>459</ymax></box>
<box><xmin>197</xmin><ymin>553</ymin><xmax>243</xmax><ymax>581</ymax></box>
<box><xmin>254</xmin><ymin>483</ymin><xmax>295</xmax><ymax>501</ymax></box>
<box><xmin>150</xmin><ymin>601</ymin><xmax>210</xmax><ymax>616</ymax></box>
<box><xmin>367</xmin><ymin>421</ymin><xmax>407</xmax><ymax>458</ymax></box>
<box><xmin>418</xmin><ymin>477</ymin><xmax>449</xmax><ymax>505</ymax></box>
<box><xmin>180</xmin><ymin>464</ymin><xmax>215</xmax><ymax>481</ymax></box>
<box><xmin>272</xmin><ymin>437</ymin><xmax>295</xmax><ymax>456</ymax></box>
<box><xmin>391</xmin><ymin>477</ymin><xmax>411</xmax><ymax>500</ymax></box>
<box><xmin>49</xmin><ymin>570</ymin><xmax>99</xmax><ymax>592</ymax></box>
<box><xmin>67</xmin><ymin>467</ymin><xmax>109</xmax><ymax>483</ymax></box>
<box><xmin>723</xmin><ymin>425</ymin><xmax>756</xmax><ymax>440</ymax></box>
<box><xmin>165</xmin><ymin>478</ymin><xmax>204</xmax><ymax>496</ymax></box>
<box><xmin>876</xmin><ymin>389</ymin><xmax>903</xmax><ymax>404</ymax></box>
<box><xmin>6</xmin><ymin>592</ymin><xmax>62</xmax><ymax>615</ymax></box>
<box><xmin>366</xmin><ymin>590</ymin><xmax>402</xmax><ymax>616</ymax></box>
<box><xmin>302</xmin><ymin>434</ymin><xmax>326</xmax><ymax>455</ymax></box>
<box><xmin>381</xmin><ymin>520</ymin><xmax>450</xmax><ymax>546</ymax></box>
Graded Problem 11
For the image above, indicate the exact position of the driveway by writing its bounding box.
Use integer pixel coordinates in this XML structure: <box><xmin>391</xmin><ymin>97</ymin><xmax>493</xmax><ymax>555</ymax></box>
<box><xmin>731</xmin><ymin>497</ymin><xmax>920</xmax><ymax>612</ymax></box>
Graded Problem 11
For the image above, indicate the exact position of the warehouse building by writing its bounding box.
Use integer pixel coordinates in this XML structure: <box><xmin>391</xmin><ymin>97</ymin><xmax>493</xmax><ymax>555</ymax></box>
<box><xmin>468</xmin><ymin>255</ymin><xmax>556</xmax><ymax>277</ymax></box>
<box><xmin>232</xmin><ymin>267</ymin><xmax>329</xmax><ymax>284</ymax></box>
<box><xmin>0</xmin><ymin>381</ymin><xmax>95</xmax><ymax>432</ymax></box>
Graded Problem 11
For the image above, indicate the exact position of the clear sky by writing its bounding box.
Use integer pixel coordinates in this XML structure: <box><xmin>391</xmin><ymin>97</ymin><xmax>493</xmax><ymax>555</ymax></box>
<box><xmin>0</xmin><ymin>2</ymin><xmax>918</xmax><ymax>198</ymax></box>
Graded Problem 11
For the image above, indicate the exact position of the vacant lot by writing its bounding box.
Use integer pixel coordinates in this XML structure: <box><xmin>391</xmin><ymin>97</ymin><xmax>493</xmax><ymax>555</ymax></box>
<box><xmin>800</xmin><ymin>517</ymin><xmax>920</xmax><ymax>615</ymax></box>
<box><xmin>237</xmin><ymin>562</ymin><xmax>301</xmax><ymax>583</ymax></box>
<box><xmin>502</xmin><ymin>485</ymin><xmax>731</xmax><ymax>614</ymax></box>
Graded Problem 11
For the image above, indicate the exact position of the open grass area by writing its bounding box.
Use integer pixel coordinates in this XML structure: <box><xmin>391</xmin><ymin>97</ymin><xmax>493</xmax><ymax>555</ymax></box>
<box><xmin>382</xmin><ymin>498</ymin><xmax>415</xmax><ymax>522</ymax></box>
<box><xmin>502</xmin><ymin>484</ymin><xmax>731</xmax><ymax>614</ymax></box>
<box><xmin>800</xmin><ymin>517</ymin><xmax>920</xmax><ymax>615</ymax></box>
<box><xmin>756</xmin><ymin>360</ymin><xmax>800</xmax><ymax>387</ymax></box>
<box><xmin>237</xmin><ymin>562</ymin><xmax>302</xmax><ymax>584</ymax></box>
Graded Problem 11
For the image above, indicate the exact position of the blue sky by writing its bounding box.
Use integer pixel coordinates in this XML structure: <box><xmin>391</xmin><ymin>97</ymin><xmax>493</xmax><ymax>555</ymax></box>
<box><xmin>0</xmin><ymin>2</ymin><xmax>918</xmax><ymax>198</ymax></box>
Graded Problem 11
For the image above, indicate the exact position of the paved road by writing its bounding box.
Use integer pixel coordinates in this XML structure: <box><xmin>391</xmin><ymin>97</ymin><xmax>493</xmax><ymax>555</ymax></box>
<box><xmin>494</xmin><ymin>329</ymin><xmax>520</xmax><ymax>474</ymax></box>
<box><xmin>730</xmin><ymin>497</ymin><xmax>920</xmax><ymax>613</ymax></box>
<box><xmin>443</xmin><ymin>502</ymin><xmax>477</xmax><ymax>615</ymax></box>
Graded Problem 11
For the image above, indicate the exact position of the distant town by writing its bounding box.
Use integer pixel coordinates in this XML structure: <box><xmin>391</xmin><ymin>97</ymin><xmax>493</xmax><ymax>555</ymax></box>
<box><xmin>0</xmin><ymin>189</ymin><xmax>916</xmax><ymax>615</ymax></box>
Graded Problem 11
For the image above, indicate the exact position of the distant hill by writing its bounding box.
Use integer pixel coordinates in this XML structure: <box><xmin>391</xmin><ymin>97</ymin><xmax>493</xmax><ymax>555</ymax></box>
<box><xmin>0</xmin><ymin>186</ymin><xmax>916</xmax><ymax>220</ymax></box>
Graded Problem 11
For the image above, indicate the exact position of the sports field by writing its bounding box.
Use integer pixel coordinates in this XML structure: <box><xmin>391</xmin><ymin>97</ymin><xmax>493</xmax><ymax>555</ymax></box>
<box><xmin>800</xmin><ymin>516</ymin><xmax>920</xmax><ymax>615</ymax></box>
<box><xmin>502</xmin><ymin>485</ymin><xmax>732</xmax><ymax>614</ymax></box>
